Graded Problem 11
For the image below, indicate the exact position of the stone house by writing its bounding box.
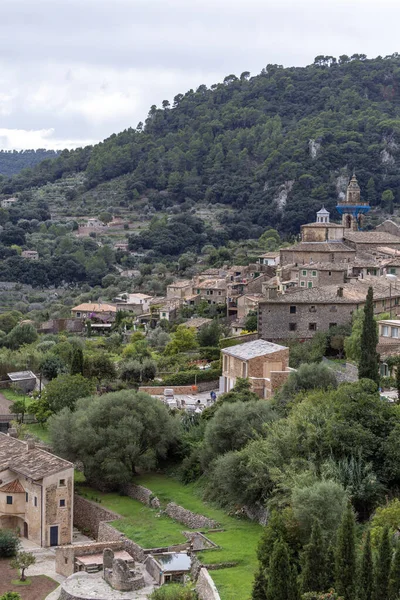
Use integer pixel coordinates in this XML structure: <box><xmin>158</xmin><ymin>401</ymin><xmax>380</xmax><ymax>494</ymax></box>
<box><xmin>1</xmin><ymin>198</ymin><xmax>17</xmax><ymax>209</ymax></box>
<box><xmin>115</xmin><ymin>293</ymin><xmax>154</xmax><ymax>314</ymax></box>
<box><xmin>292</xmin><ymin>263</ymin><xmax>347</xmax><ymax>289</ymax></box>
<box><xmin>71</xmin><ymin>303</ymin><xmax>117</xmax><ymax>322</ymax></box>
<box><xmin>195</xmin><ymin>279</ymin><xmax>227</xmax><ymax>305</ymax></box>
<box><xmin>343</xmin><ymin>231</ymin><xmax>400</xmax><ymax>254</ymax></box>
<box><xmin>257</xmin><ymin>252</ymin><xmax>280</xmax><ymax>266</ymax></box>
<box><xmin>237</xmin><ymin>294</ymin><xmax>263</xmax><ymax>320</ymax></box>
<box><xmin>280</xmin><ymin>241</ymin><xmax>356</xmax><ymax>266</ymax></box>
<box><xmin>0</xmin><ymin>433</ymin><xmax>74</xmax><ymax>547</ymax></box>
<box><xmin>166</xmin><ymin>280</ymin><xmax>193</xmax><ymax>299</ymax></box>
<box><xmin>21</xmin><ymin>250</ymin><xmax>39</xmax><ymax>260</ymax></box>
<box><xmin>258</xmin><ymin>278</ymin><xmax>400</xmax><ymax>342</ymax></box>
<box><xmin>221</xmin><ymin>339</ymin><xmax>293</xmax><ymax>398</ymax></box>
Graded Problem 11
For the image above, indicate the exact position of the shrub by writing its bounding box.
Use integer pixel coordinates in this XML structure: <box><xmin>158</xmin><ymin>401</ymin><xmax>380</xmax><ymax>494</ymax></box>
<box><xmin>150</xmin><ymin>584</ymin><xmax>197</xmax><ymax>599</ymax></box>
<box><xmin>199</xmin><ymin>346</ymin><xmax>221</xmax><ymax>361</ymax></box>
<box><xmin>0</xmin><ymin>529</ymin><xmax>20</xmax><ymax>557</ymax></box>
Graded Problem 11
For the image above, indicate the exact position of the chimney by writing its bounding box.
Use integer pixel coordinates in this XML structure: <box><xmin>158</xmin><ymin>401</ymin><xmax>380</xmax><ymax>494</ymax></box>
<box><xmin>337</xmin><ymin>287</ymin><xmax>344</xmax><ymax>298</ymax></box>
<box><xmin>26</xmin><ymin>439</ymin><xmax>35</xmax><ymax>451</ymax></box>
<box><xmin>7</xmin><ymin>427</ymin><xmax>18</xmax><ymax>438</ymax></box>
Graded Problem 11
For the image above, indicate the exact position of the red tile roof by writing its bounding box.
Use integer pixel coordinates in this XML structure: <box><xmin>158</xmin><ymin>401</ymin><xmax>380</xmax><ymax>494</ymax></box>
<box><xmin>0</xmin><ymin>479</ymin><xmax>25</xmax><ymax>493</ymax></box>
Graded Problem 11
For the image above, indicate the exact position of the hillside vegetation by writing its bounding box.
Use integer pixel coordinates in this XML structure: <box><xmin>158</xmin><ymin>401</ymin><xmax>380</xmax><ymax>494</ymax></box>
<box><xmin>0</xmin><ymin>149</ymin><xmax>59</xmax><ymax>177</ymax></box>
<box><xmin>2</xmin><ymin>54</ymin><xmax>400</xmax><ymax>239</ymax></box>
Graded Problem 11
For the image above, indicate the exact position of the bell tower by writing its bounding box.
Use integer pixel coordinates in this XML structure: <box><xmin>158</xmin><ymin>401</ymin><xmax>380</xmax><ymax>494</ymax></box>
<box><xmin>336</xmin><ymin>172</ymin><xmax>370</xmax><ymax>230</ymax></box>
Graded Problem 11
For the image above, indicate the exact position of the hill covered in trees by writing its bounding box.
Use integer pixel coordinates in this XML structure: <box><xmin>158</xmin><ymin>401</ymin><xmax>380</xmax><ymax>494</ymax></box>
<box><xmin>0</xmin><ymin>149</ymin><xmax>59</xmax><ymax>177</ymax></box>
<box><xmin>3</xmin><ymin>54</ymin><xmax>400</xmax><ymax>237</ymax></box>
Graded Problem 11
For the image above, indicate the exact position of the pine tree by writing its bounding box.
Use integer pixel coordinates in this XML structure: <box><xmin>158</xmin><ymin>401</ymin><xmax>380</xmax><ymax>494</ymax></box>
<box><xmin>358</xmin><ymin>530</ymin><xmax>373</xmax><ymax>600</ymax></box>
<box><xmin>335</xmin><ymin>504</ymin><xmax>356</xmax><ymax>600</ymax></box>
<box><xmin>267</xmin><ymin>540</ymin><xmax>299</xmax><ymax>600</ymax></box>
<box><xmin>70</xmin><ymin>346</ymin><xmax>84</xmax><ymax>375</ymax></box>
<box><xmin>389</xmin><ymin>545</ymin><xmax>400</xmax><ymax>600</ymax></box>
<box><xmin>358</xmin><ymin>287</ymin><xmax>379</xmax><ymax>385</ymax></box>
<box><xmin>374</xmin><ymin>526</ymin><xmax>392</xmax><ymax>600</ymax></box>
<box><xmin>301</xmin><ymin>520</ymin><xmax>327</xmax><ymax>593</ymax></box>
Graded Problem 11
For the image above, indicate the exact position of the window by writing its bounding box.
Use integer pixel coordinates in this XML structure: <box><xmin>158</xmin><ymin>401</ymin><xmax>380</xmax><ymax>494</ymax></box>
<box><xmin>392</xmin><ymin>327</ymin><xmax>399</xmax><ymax>338</ymax></box>
<box><xmin>209</xmin><ymin>290</ymin><xmax>213</xmax><ymax>295</ymax></box>
<box><xmin>59</xmin><ymin>479</ymin><xmax>66</xmax><ymax>487</ymax></box>
<box><xmin>6</xmin><ymin>496</ymin><xmax>12</xmax><ymax>505</ymax></box>
<box><xmin>242</xmin><ymin>362</ymin><xmax>248</xmax><ymax>378</ymax></box>
<box><xmin>223</xmin><ymin>355</ymin><xmax>228</xmax><ymax>371</ymax></box>
<box><xmin>309</xmin><ymin>323</ymin><xmax>317</xmax><ymax>331</ymax></box>
<box><xmin>218</xmin><ymin>291</ymin><xmax>222</xmax><ymax>295</ymax></box>
<box><xmin>300</xmin><ymin>281</ymin><xmax>305</xmax><ymax>287</ymax></box>
<box><xmin>197</xmin><ymin>289</ymin><xmax>200</xmax><ymax>294</ymax></box>
<box><xmin>329</xmin><ymin>323</ymin><xmax>337</xmax><ymax>329</ymax></box>
<box><xmin>161</xmin><ymin>312</ymin><xmax>166</xmax><ymax>318</ymax></box>
<box><xmin>302</xmin><ymin>270</ymin><xmax>307</xmax><ymax>276</ymax></box>
<box><xmin>34</xmin><ymin>496</ymin><xmax>37</xmax><ymax>507</ymax></box>
<box><xmin>25</xmin><ymin>492</ymin><xmax>28</xmax><ymax>502</ymax></box>
<box><xmin>330</xmin><ymin>306</ymin><xmax>337</xmax><ymax>312</ymax></box>
<box><xmin>289</xmin><ymin>323</ymin><xmax>297</xmax><ymax>331</ymax></box>
<box><xmin>60</xmin><ymin>499</ymin><xmax>66</xmax><ymax>507</ymax></box>
<box><xmin>390</xmin><ymin>268</ymin><xmax>397</xmax><ymax>275</ymax></box>
<box><xmin>312</xmin><ymin>271</ymin><xmax>317</xmax><ymax>277</ymax></box>
<box><xmin>309</xmin><ymin>306</ymin><xmax>316</xmax><ymax>312</ymax></box>
<box><xmin>289</xmin><ymin>306</ymin><xmax>296</xmax><ymax>314</ymax></box>
<box><xmin>382</xmin><ymin>325</ymin><xmax>389</xmax><ymax>337</ymax></box>
<box><xmin>76</xmin><ymin>312</ymin><xmax>81</xmax><ymax>318</ymax></box>
<box><xmin>308</xmin><ymin>282</ymin><xmax>313</xmax><ymax>288</ymax></box>
<box><xmin>328</xmin><ymin>271</ymin><xmax>332</xmax><ymax>276</ymax></box>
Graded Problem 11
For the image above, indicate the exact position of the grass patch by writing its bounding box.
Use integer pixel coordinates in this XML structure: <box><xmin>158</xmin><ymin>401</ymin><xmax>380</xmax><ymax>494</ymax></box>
<box><xmin>11</xmin><ymin>578</ymin><xmax>31</xmax><ymax>586</ymax></box>
<box><xmin>79</xmin><ymin>474</ymin><xmax>262</xmax><ymax>600</ymax></box>
<box><xmin>25</xmin><ymin>423</ymin><xmax>51</xmax><ymax>444</ymax></box>
<box><xmin>2</xmin><ymin>388</ymin><xmax>28</xmax><ymax>403</ymax></box>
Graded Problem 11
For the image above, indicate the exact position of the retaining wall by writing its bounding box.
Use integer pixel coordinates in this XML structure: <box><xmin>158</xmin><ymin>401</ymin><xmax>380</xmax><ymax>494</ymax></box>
<box><xmin>55</xmin><ymin>541</ymin><xmax>123</xmax><ymax>577</ymax></box>
<box><xmin>165</xmin><ymin>502</ymin><xmax>217</xmax><ymax>529</ymax></box>
<box><xmin>73</xmin><ymin>495</ymin><xmax>120</xmax><ymax>538</ymax></box>
<box><xmin>122</xmin><ymin>483</ymin><xmax>160</xmax><ymax>508</ymax></box>
<box><xmin>196</xmin><ymin>567</ymin><xmax>221</xmax><ymax>600</ymax></box>
<box><xmin>97</xmin><ymin>522</ymin><xmax>146</xmax><ymax>562</ymax></box>
<box><xmin>139</xmin><ymin>381</ymin><xmax>218</xmax><ymax>395</ymax></box>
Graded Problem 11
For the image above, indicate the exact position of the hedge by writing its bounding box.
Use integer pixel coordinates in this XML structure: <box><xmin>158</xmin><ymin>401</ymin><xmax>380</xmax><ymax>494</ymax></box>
<box><xmin>199</xmin><ymin>346</ymin><xmax>221</xmax><ymax>361</ymax></box>
<box><xmin>160</xmin><ymin>368</ymin><xmax>221</xmax><ymax>386</ymax></box>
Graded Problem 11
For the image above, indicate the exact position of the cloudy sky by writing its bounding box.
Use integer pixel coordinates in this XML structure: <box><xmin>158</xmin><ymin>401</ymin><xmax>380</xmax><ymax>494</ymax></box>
<box><xmin>1</xmin><ymin>0</ymin><xmax>400</xmax><ymax>150</ymax></box>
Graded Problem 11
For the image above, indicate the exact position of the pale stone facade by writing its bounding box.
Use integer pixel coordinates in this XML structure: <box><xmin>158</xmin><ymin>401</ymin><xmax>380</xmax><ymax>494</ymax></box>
<box><xmin>0</xmin><ymin>433</ymin><xmax>74</xmax><ymax>547</ymax></box>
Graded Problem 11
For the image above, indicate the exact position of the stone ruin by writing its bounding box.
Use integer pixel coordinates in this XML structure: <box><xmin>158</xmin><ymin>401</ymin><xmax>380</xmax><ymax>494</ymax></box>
<box><xmin>103</xmin><ymin>548</ymin><xmax>146</xmax><ymax>592</ymax></box>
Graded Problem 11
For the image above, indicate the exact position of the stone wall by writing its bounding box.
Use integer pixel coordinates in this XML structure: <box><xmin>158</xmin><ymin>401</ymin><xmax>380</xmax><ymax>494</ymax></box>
<box><xmin>139</xmin><ymin>382</ymin><xmax>218</xmax><ymax>395</ymax></box>
<box><xmin>55</xmin><ymin>541</ymin><xmax>123</xmax><ymax>577</ymax></box>
<box><xmin>122</xmin><ymin>483</ymin><xmax>160</xmax><ymax>508</ymax></box>
<box><xmin>196</xmin><ymin>568</ymin><xmax>221</xmax><ymax>600</ymax></box>
<box><xmin>243</xmin><ymin>503</ymin><xmax>268</xmax><ymax>526</ymax></box>
<box><xmin>165</xmin><ymin>502</ymin><xmax>217</xmax><ymax>529</ymax></box>
<box><xmin>97</xmin><ymin>521</ymin><xmax>145</xmax><ymax>562</ymax></box>
<box><xmin>73</xmin><ymin>495</ymin><xmax>120</xmax><ymax>538</ymax></box>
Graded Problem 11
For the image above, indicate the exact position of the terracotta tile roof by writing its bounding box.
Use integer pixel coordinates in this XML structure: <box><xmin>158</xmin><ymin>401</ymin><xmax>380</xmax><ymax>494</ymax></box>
<box><xmin>0</xmin><ymin>434</ymin><xmax>73</xmax><ymax>480</ymax></box>
<box><xmin>71</xmin><ymin>303</ymin><xmax>117</xmax><ymax>313</ymax></box>
<box><xmin>344</xmin><ymin>231</ymin><xmax>400</xmax><ymax>244</ymax></box>
<box><xmin>283</xmin><ymin>242</ymin><xmax>355</xmax><ymax>253</ymax></box>
<box><xmin>0</xmin><ymin>479</ymin><xmax>25</xmax><ymax>493</ymax></box>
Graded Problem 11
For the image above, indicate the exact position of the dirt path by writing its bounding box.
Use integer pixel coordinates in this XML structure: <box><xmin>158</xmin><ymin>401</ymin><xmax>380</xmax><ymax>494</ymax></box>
<box><xmin>0</xmin><ymin>392</ymin><xmax>12</xmax><ymax>413</ymax></box>
<box><xmin>0</xmin><ymin>558</ymin><xmax>58</xmax><ymax>600</ymax></box>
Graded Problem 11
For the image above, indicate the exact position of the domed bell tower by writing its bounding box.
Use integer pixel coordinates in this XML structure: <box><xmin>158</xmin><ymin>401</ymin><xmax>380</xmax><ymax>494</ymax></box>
<box><xmin>336</xmin><ymin>172</ymin><xmax>370</xmax><ymax>230</ymax></box>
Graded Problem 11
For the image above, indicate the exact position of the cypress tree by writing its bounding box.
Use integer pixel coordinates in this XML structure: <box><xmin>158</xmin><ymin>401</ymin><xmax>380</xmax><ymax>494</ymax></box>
<box><xmin>358</xmin><ymin>287</ymin><xmax>379</xmax><ymax>385</ymax></box>
<box><xmin>358</xmin><ymin>530</ymin><xmax>373</xmax><ymax>600</ymax></box>
<box><xmin>70</xmin><ymin>346</ymin><xmax>84</xmax><ymax>375</ymax></box>
<box><xmin>325</xmin><ymin>543</ymin><xmax>336</xmax><ymax>590</ymax></box>
<box><xmin>252</xmin><ymin>569</ymin><xmax>267</xmax><ymax>600</ymax></box>
<box><xmin>301</xmin><ymin>520</ymin><xmax>327</xmax><ymax>593</ymax></box>
<box><xmin>367</xmin><ymin>177</ymin><xmax>376</xmax><ymax>206</ymax></box>
<box><xmin>267</xmin><ymin>539</ymin><xmax>299</xmax><ymax>600</ymax></box>
<box><xmin>389</xmin><ymin>545</ymin><xmax>400</xmax><ymax>600</ymax></box>
<box><xmin>335</xmin><ymin>503</ymin><xmax>356</xmax><ymax>600</ymax></box>
<box><xmin>374</xmin><ymin>526</ymin><xmax>392</xmax><ymax>600</ymax></box>
<box><xmin>396</xmin><ymin>362</ymin><xmax>400</xmax><ymax>403</ymax></box>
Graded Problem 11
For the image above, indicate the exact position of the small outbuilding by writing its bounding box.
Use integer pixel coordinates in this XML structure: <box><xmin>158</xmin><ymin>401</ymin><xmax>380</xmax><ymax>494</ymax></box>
<box><xmin>145</xmin><ymin>552</ymin><xmax>191</xmax><ymax>585</ymax></box>
<box><xmin>7</xmin><ymin>370</ymin><xmax>37</xmax><ymax>393</ymax></box>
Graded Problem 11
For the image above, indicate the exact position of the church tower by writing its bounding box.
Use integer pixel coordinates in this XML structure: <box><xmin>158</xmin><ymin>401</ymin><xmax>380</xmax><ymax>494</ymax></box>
<box><xmin>336</xmin><ymin>172</ymin><xmax>370</xmax><ymax>230</ymax></box>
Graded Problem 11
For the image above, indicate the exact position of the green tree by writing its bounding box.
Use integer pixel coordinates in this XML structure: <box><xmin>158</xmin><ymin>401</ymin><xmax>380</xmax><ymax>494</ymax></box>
<box><xmin>344</xmin><ymin>309</ymin><xmax>364</xmax><ymax>363</ymax></box>
<box><xmin>197</xmin><ymin>320</ymin><xmax>221</xmax><ymax>347</ymax></box>
<box><xmin>245</xmin><ymin>312</ymin><xmax>258</xmax><ymax>332</ymax></box>
<box><xmin>0</xmin><ymin>594</ymin><xmax>21</xmax><ymax>600</ymax></box>
<box><xmin>0</xmin><ymin>311</ymin><xmax>22</xmax><ymax>334</ymax></box>
<box><xmin>70</xmin><ymin>347</ymin><xmax>84</xmax><ymax>375</ymax></box>
<box><xmin>335</xmin><ymin>503</ymin><xmax>356</xmax><ymax>600</ymax></box>
<box><xmin>292</xmin><ymin>480</ymin><xmax>347</xmax><ymax>540</ymax></box>
<box><xmin>382</xmin><ymin>189</ymin><xmax>395</xmax><ymax>212</ymax></box>
<box><xmin>252</xmin><ymin>569</ymin><xmax>267</xmax><ymax>600</ymax></box>
<box><xmin>10</xmin><ymin>551</ymin><xmax>36</xmax><ymax>581</ymax></box>
<box><xmin>358</xmin><ymin>287</ymin><xmax>379</xmax><ymax>384</ymax></box>
<box><xmin>99</xmin><ymin>211</ymin><xmax>113</xmax><ymax>224</ymax></box>
<box><xmin>85</xmin><ymin>353</ymin><xmax>117</xmax><ymax>382</ymax></box>
<box><xmin>389</xmin><ymin>545</ymin><xmax>400</xmax><ymax>600</ymax></box>
<box><xmin>374</xmin><ymin>526</ymin><xmax>392</xmax><ymax>600</ymax></box>
<box><xmin>39</xmin><ymin>354</ymin><xmax>65</xmax><ymax>380</ymax></box>
<box><xmin>0</xmin><ymin>529</ymin><xmax>19</xmax><ymax>557</ymax></box>
<box><xmin>6</xmin><ymin>323</ymin><xmax>38</xmax><ymax>350</ymax></box>
<box><xmin>396</xmin><ymin>364</ymin><xmax>400</xmax><ymax>403</ymax></box>
<box><xmin>49</xmin><ymin>390</ymin><xmax>180</xmax><ymax>487</ymax></box>
<box><xmin>44</xmin><ymin>373</ymin><xmax>95</xmax><ymax>413</ymax></box>
<box><xmin>267</xmin><ymin>539</ymin><xmax>299</xmax><ymax>600</ymax></box>
<box><xmin>358</xmin><ymin>530</ymin><xmax>373</xmax><ymax>600</ymax></box>
<box><xmin>165</xmin><ymin>325</ymin><xmax>198</xmax><ymax>355</ymax></box>
<box><xmin>301</xmin><ymin>521</ymin><xmax>327</xmax><ymax>594</ymax></box>
<box><xmin>367</xmin><ymin>177</ymin><xmax>376</xmax><ymax>205</ymax></box>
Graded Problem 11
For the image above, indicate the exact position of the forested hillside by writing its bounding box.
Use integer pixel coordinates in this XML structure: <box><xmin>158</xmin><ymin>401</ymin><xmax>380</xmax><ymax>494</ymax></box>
<box><xmin>3</xmin><ymin>54</ymin><xmax>400</xmax><ymax>237</ymax></box>
<box><xmin>0</xmin><ymin>149</ymin><xmax>59</xmax><ymax>176</ymax></box>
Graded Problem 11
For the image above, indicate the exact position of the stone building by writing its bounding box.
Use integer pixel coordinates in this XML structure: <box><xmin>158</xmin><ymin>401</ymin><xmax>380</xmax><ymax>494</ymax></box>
<box><xmin>221</xmin><ymin>339</ymin><xmax>293</xmax><ymax>398</ymax></box>
<box><xmin>258</xmin><ymin>278</ymin><xmax>400</xmax><ymax>342</ymax></box>
<box><xmin>0</xmin><ymin>432</ymin><xmax>74</xmax><ymax>547</ymax></box>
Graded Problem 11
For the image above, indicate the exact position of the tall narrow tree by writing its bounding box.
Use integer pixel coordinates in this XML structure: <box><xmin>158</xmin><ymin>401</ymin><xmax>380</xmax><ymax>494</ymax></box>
<box><xmin>389</xmin><ymin>544</ymin><xmax>400</xmax><ymax>600</ymax></box>
<box><xmin>374</xmin><ymin>526</ymin><xmax>392</xmax><ymax>600</ymax></box>
<box><xmin>267</xmin><ymin>539</ymin><xmax>299</xmax><ymax>600</ymax></box>
<box><xmin>358</xmin><ymin>530</ymin><xmax>373</xmax><ymax>600</ymax></box>
<box><xmin>358</xmin><ymin>287</ymin><xmax>379</xmax><ymax>385</ymax></box>
<box><xmin>335</xmin><ymin>503</ymin><xmax>356</xmax><ymax>600</ymax></box>
<box><xmin>70</xmin><ymin>346</ymin><xmax>84</xmax><ymax>375</ymax></box>
<box><xmin>252</xmin><ymin>569</ymin><xmax>267</xmax><ymax>600</ymax></box>
<box><xmin>301</xmin><ymin>520</ymin><xmax>327</xmax><ymax>593</ymax></box>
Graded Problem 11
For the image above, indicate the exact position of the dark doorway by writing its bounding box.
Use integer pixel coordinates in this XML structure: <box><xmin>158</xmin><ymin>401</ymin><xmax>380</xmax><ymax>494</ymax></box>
<box><xmin>50</xmin><ymin>525</ymin><xmax>58</xmax><ymax>546</ymax></box>
<box><xmin>23</xmin><ymin>522</ymin><xmax>28</xmax><ymax>538</ymax></box>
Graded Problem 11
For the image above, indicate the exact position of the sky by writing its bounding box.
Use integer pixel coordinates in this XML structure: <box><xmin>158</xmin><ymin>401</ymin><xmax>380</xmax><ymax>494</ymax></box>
<box><xmin>1</xmin><ymin>0</ymin><xmax>400</xmax><ymax>150</ymax></box>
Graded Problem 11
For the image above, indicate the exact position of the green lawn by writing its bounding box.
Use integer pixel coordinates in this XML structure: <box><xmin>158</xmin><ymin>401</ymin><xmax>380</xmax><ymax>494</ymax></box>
<box><xmin>78</xmin><ymin>474</ymin><xmax>263</xmax><ymax>600</ymax></box>
<box><xmin>25</xmin><ymin>423</ymin><xmax>50</xmax><ymax>444</ymax></box>
<box><xmin>2</xmin><ymin>388</ymin><xmax>27</xmax><ymax>403</ymax></box>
